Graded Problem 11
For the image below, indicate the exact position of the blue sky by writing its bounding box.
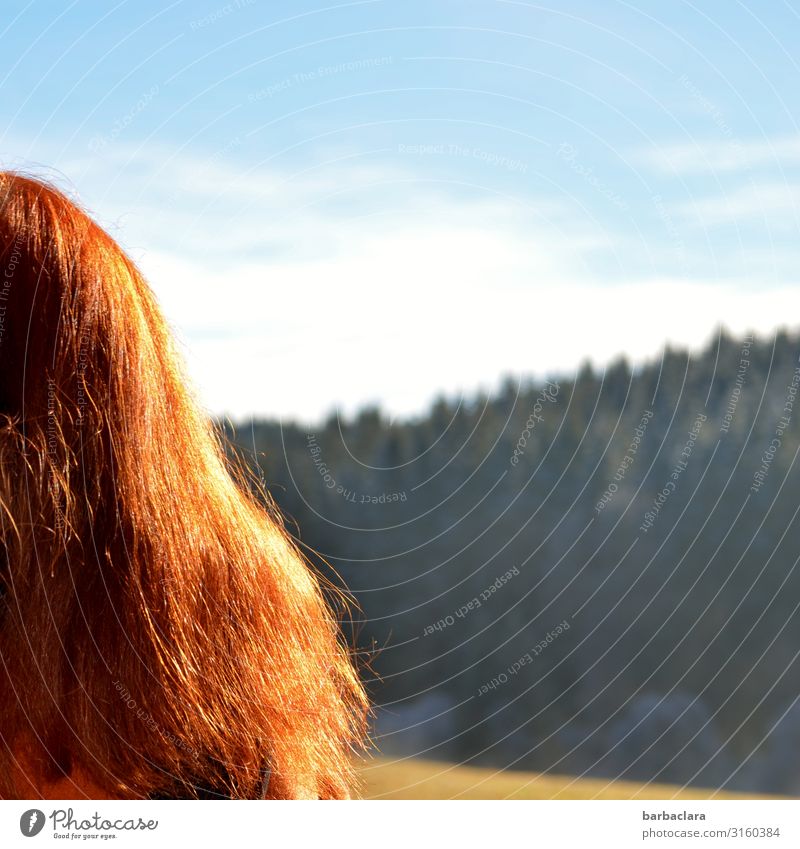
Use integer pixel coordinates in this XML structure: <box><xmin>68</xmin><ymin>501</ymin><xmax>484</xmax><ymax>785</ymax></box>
<box><xmin>2</xmin><ymin>0</ymin><xmax>800</xmax><ymax>421</ymax></box>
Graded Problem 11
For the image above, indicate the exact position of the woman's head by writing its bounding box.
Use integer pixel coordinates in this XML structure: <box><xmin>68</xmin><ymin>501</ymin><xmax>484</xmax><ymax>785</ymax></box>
<box><xmin>0</xmin><ymin>172</ymin><xmax>368</xmax><ymax>799</ymax></box>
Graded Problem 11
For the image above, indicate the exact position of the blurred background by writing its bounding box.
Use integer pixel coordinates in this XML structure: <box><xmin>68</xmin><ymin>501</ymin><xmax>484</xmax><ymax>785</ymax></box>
<box><xmin>4</xmin><ymin>0</ymin><xmax>800</xmax><ymax>797</ymax></box>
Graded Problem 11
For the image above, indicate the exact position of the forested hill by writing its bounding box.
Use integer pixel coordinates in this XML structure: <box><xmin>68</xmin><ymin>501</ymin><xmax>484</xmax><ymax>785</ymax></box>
<box><xmin>223</xmin><ymin>327</ymin><xmax>800</xmax><ymax>795</ymax></box>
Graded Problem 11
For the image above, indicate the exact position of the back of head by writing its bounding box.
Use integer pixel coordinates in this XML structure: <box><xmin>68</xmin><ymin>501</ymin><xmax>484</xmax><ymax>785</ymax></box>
<box><xmin>0</xmin><ymin>172</ymin><xmax>368</xmax><ymax>799</ymax></box>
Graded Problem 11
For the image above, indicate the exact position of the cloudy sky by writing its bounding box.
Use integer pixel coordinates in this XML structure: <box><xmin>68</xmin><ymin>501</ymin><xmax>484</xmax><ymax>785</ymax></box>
<box><xmin>2</xmin><ymin>0</ymin><xmax>799</xmax><ymax>421</ymax></box>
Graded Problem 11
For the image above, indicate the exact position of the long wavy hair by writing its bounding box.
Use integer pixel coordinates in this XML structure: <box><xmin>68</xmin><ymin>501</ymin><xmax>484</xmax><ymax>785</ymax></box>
<box><xmin>0</xmin><ymin>172</ymin><xmax>368</xmax><ymax>799</ymax></box>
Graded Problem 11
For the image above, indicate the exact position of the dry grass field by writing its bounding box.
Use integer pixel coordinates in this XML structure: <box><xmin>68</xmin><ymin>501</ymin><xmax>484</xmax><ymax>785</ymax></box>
<box><xmin>359</xmin><ymin>757</ymin><xmax>779</xmax><ymax>800</ymax></box>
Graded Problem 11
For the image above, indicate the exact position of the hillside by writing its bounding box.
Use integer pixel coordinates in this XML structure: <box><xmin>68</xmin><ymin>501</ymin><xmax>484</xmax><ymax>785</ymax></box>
<box><xmin>226</xmin><ymin>327</ymin><xmax>800</xmax><ymax>796</ymax></box>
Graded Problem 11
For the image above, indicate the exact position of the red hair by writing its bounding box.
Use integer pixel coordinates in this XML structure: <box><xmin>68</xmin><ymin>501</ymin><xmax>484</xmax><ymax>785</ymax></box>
<box><xmin>0</xmin><ymin>172</ymin><xmax>368</xmax><ymax>799</ymax></box>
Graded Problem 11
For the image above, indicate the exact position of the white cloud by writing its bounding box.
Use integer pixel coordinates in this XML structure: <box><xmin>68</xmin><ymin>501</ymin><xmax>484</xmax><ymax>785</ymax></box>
<box><xmin>145</xmin><ymin>251</ymin><xmax>800</xmax><ymax>422</ymax></box>
<box><xmin>8</xmin><ymin>141</ymin><xmax>800</xmax><ymax>422</ymax></box>
<box><xmin>671</xmin><ymin>181</ymin><xmax>800</xmax><ymax>229</ymax></box>
<box><xmin>637</xmin><ymin>135</ymin><xmax>800</xmax><ymax>175</ymax></box>
<box><xmin>139</xmin><ymin>207</ymin><xmax>584</xmax><ymax>422</ymax></box>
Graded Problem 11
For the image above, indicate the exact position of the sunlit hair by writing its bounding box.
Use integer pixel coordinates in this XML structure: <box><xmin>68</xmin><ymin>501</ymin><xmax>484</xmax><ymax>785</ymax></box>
<box><xmin>0</xmin><ymin>172</ymin><xmax>368</xmax><ymax>799</ymax></box>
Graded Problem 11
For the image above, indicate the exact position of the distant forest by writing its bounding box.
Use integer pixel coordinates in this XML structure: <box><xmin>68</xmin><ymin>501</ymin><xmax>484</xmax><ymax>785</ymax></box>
<box><xmin>222</xmin><ymin>327</ymin><xmax>800</xmax><ymax>794</ymax></box>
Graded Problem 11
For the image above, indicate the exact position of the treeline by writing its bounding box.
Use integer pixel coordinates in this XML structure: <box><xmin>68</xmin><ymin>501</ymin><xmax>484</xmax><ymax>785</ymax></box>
<box><xmin>222</xmin><ymin>327</ymin><xmax>800</xmax><ymax>794</ymax></box>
